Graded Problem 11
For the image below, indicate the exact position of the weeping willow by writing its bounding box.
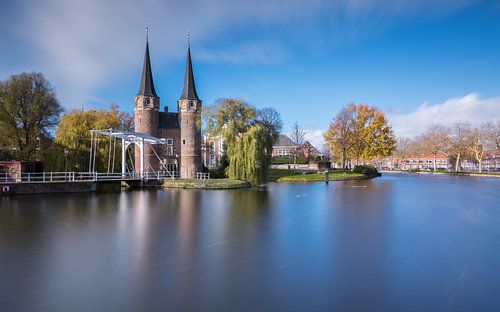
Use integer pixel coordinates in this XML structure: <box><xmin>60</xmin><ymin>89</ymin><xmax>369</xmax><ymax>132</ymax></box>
<box><xmin>226</xmin><ymin>123</ymin><xmax>274</xmax><ymax>186</ymax></box>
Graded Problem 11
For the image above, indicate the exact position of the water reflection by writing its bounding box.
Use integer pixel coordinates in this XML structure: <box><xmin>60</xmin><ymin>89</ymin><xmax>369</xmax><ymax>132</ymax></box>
<box><xmin>1</xmin><ymin>175</ymin><xmax>500</xmax><ymax>311</ymax></box>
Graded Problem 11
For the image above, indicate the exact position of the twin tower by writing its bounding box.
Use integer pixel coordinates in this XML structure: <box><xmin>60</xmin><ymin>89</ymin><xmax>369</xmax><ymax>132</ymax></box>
<box><xmin>133</xmin><ymin>36</ymin><xmax>202</xmax><ymax>179</ymax></box>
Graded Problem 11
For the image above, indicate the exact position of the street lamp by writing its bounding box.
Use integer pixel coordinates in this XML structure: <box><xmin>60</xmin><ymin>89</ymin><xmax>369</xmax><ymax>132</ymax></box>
<box><xmin>64</xmin><ymin>148</ymin><xmax>69</xmax><ymax>173</ymax></box>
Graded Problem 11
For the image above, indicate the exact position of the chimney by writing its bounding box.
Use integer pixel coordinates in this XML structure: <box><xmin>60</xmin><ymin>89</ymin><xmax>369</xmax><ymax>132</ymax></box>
<box><xmin>164</xmin><ymin>106</ymin><xmax>168</xmax><ymax>112</ymax></box>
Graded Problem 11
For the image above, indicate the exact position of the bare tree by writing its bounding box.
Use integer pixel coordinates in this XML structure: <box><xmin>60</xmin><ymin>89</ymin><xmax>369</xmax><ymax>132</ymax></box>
<box><xmin>420</xmin><ymin>124</ymin><xmax>451</xmax><ymax>171</ymax></box>
<box><xmin>256</xmin><ymin>107</ymin><xmax>283</xmax><ymax>142</ymax></box>
<box><xmin>394</xmin><ymin>137</ymin><xmax>412</xmax><ymax>170</ymax></box>
<box><xmin>468</xmin><ymin>122</ymin><xmax>498</xmax><ymax>172</ymax></box>
<box><xmin>323</xmin><ymin>103</ymin><xmax>356</xmax><ymax>170</ymax></box>
<box><xmin>482</xmin><ymin>121</ymin><xmax>500</xmax><ymax>150</ymax></box>
<box><xmin>290</xmin><ymin>122</ymin><xmax>305</xmax><ymax>168</ymax></box>
<box><xmin>449</xmin><ymin>121</ymin><xmax>472</xmax><ymax>172</ymax></box>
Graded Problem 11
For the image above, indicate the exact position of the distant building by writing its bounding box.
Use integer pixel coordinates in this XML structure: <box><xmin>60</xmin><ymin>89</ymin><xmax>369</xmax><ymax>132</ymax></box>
<box><xmin>299</xmin><ymin>141</ymin><xmax>321</xmax><ymax>160</ymax></box>
<box><xmin>482</xmin><ymin>150</ymin><xmax>500</xmax><ymax>171</ymax></box>
<box><xmin>272</xmin><ymin>135</ymin><xmax>297</xmax><ymax>158</ymax></box>
<box><xmin>202</xmin><ymin>134</ymin><xmax>224</xmax><ymax>169</ymax></box>
<box><xmin>0</xmin><ymin>161</ymin><xmax>43</xmax><ymax>181</ymax></box>
<box><xmin>380</xmin><ymin>153</ymin><xmax>450</xmax><ymax>170</ymax></box>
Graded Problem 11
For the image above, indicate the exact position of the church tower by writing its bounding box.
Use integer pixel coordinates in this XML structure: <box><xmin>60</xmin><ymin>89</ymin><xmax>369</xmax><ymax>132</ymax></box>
<box><xmin>134</xmin><ymin>34</ymin><xmax>160</xmax><ymax>174</ymax></box>
<box><xmin>178</xmin><ymin>43</ymin><xmax>202</xmax><ymax>179</ymax></box>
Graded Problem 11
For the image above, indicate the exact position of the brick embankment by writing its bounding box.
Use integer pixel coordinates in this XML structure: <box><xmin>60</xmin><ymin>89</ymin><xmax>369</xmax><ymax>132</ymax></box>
<box><xmin>0</xmin><ymin>181</ymin><xmax>122</xmax><ymax>196</ymax></box>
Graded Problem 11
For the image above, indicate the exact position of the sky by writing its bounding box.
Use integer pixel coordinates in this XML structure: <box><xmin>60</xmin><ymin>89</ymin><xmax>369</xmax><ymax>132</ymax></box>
<box><xmin>1</xmin><ymin>0</ymin><xmax>500</xmax><ymax>148</ymax></box>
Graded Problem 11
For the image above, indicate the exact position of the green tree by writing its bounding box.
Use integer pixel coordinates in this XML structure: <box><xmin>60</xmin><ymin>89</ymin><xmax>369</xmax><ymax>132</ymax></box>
<box><xmin>55</xmin><ymin>104</ymin><xmax>133</xmax><ymax>172</ymax></box>
<box><xmin>204</xmin><ymin>98</ymin><xmax>281</xmax><ymax>185</ymax></box>
<box><xmin>0</xmin><ymin>72</ymin><xmax>62</xmax><ymax>160</ymax></box>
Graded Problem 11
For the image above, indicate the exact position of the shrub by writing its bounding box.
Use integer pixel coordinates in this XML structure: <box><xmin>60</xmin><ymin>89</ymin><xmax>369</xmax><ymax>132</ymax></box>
<box><xmin>353</xmin><ymin>165</ymin><xmax>379</xmax><ymax>176</ymax></box>
<box><xmin>271</xmin><ymin>156</ymin><xmax>308</xmax><ymax>164</ymax></box>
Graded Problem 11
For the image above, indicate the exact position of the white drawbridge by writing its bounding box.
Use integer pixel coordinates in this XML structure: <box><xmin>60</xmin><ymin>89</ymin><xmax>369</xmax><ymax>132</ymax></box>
<box><xmin>89</xmin><ymin>129</ymin><xmax>173</xmax><ymax>179</ymax></box>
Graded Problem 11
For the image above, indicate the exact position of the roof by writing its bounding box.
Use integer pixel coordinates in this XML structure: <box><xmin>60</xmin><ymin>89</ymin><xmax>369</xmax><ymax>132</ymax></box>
<box><xmin>179</xmin><ymin>45</ymin><xmax>200</xmax><ymax>100</ymax></box>
<box><xmin>484</xmin><ymin>149</ymin><xmax>500</xmax><ymax>157</ymax></box>
<box><xmin>137</xmin><ymin>40</ymin><xmax>158</xmax><ymax>97</ymax></box>
<box><xmin>159</xmin><ymin>112</ymin><xmax>180</xmax><ymax>129</ymax></box>
<box><xmin>301</xmin><ymin>141</ymin><xmax>320</xmax><ymax>152</ymax></box>
<box><xmin>274</xmin><ymin>134</ymin><xmax>296</xmax><ymax>147</ymax></box>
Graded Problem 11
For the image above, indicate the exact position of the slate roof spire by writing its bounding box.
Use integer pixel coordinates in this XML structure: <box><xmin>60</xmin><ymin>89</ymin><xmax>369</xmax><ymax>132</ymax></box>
<box><xmin>137</xmin><ymin>27</ymin><xmax>158</xmax><ymax>97</ymax></box>
<box><xmin>179</xmin><ymin>37</ymin><xmax>200</xmax><ymax>101</ymax></box>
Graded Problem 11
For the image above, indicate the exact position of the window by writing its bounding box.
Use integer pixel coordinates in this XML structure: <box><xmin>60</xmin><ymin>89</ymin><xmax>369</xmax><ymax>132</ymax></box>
<box><xmin>166</xmin><ymin>139</ymin><xmax>173</xmax><ymax>145</ymax></box>
<box><xmin>209</xmin><ymin>142</ymin><xmax>215</xmax><ymax>152</ymax></box>
<box><xmin>167</xmin><ymin>146</ymin><xmax>173</xmax><ymax>156</ymax></box>
<box><xmin>210</xmin><ymin>154</ymin><xmax>215</xmax><ymax>166</ymax></box>
<box><xmin>183</xmin><ymin>139</ymin><xmax>186</xmax><ymax>145</ymax></box>
<box><xmin>190</xmin><ymin>101</ymin><xmax>194</xmax><ymax>108</ymax></box>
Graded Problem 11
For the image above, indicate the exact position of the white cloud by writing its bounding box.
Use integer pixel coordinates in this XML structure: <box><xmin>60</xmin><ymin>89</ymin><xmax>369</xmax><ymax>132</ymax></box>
<box><xmin>389</xmin><ymin>93</ymin><xmax>500</xmax><ymax>137</ymax></box>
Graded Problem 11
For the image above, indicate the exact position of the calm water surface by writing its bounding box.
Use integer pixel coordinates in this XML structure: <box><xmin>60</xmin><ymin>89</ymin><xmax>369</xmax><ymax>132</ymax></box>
<box><xmin>1</xmin><ymin>173</ymin><xmax>500</xmax><ymax>311</ymax></box>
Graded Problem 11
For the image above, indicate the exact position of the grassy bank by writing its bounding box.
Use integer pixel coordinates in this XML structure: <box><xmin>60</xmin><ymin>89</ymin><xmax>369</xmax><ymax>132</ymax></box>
<box><xmin>276</xmin><ymin>171</ymin><xmax>367</xmax><ymax>183</ymax></box>
<box><xmin>163</xmin><ymin>178</ymin><xmax>251</xmax><ymax>189</ymax></box>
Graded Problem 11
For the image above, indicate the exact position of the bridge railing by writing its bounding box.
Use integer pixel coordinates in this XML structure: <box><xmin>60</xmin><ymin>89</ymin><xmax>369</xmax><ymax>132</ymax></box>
<box><xmin>0</xmin><ymin>171</ymin><xmax>180</xmax><ymax>183</ymax></box>
<box><xmin>196</xmin><ymin>172</ymin><xmax>210</xmax><ymax>180</ymax></box>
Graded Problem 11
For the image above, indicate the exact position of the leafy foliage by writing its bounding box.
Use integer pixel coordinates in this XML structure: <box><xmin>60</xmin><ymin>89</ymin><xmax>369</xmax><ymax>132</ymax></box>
<box><xmin>0</xmin><ymin>72</ymin><xmax>62</xmax><ymax>160</ymax></box>
<box><xmin>271</xmin><ymin>156</ymin><xmax>308</xmax><ymax>164</ymax></box>
<box><xmin>204</xmin><ymin>98</ymin><xmax>282</xmax><ymax>185</ymax></box>
<box><xmin>55</xmin><ymin>104</ymin><xmax>133</xmax><ymax>172</ymax></box>
<box><xmin>352</xmin><ymin>165</ymin><xmax>379</xmax><ymax>176</ymax></box>
<box><xmin>324</xmin><ymin>103</ymin><xmax>395</xmax><ymax>168</ymax></box>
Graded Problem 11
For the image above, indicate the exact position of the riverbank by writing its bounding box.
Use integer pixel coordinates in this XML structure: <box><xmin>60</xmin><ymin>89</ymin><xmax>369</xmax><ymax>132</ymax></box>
<box><xmin>380</xmin><ymin>170</ymin><xmax>500</xmax><ymax>178</ymax></box>
<box><xmin>274</xmin><ymin>170</ymin><xmax>368</xmax><ymax>183</ymax></box>
<box><xmin>163</xmin><ymin>178</ymin><xmax>251</xmax><ymax>189</ymax></box>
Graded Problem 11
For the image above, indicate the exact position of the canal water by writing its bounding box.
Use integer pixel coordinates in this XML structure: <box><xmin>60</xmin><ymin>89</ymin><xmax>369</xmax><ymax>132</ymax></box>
<box><xmin>1</xmin><ymin>173</ymin><xmax>500</xmax><ymax>311</ymax></box>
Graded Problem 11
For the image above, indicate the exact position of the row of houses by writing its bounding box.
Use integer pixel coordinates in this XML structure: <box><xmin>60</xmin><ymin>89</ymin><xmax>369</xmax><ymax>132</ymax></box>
<box><xmin>377</xmin><ymin>150</ymin><xmax>500</xmax><ymax>172</ymax></box>
<box><xmin>202</xmin><ymin>134</ymin><xmax>322</xmax><ymax>169</ymax></box>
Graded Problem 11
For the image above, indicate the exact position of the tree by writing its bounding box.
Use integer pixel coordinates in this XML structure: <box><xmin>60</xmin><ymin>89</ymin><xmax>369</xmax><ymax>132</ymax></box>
<box><xmin>324</xmin><ymin>103</ymin><xmax>356</xmax><ymax>170</ymax></box>
<box><xmin>449</xmin><ymin>121</ymin><xmax>472</xmax><ymax>172</ymax></box>
<box><xmin>55</xmin><ymin>104</ymin><xmax>133</xmax><ymax>172</ymax></box>
<box><xmin>360</xmin><ymin>108</ymin><xmax>396</xmax><ymax>161</ymax></box>
<box><xmin>481</xmin><ymin>121</ymin><xmax>500</xmax><ymax>150</ymax></box>
<box><xmin>0</xmin><ymin>72</ymin><xmax>62</xmax><ymax>160</ymax></box>
<box><xmin>203</xmin><ymin>98</ymin><xmax>281</xmax><ymax>185</ymax></box>
<box><xmin>467</xmin><ymin>123</ymin><xmax>495</xmax><ymax>173</ymax></box>
<box><xmin>394</xmin><ymin>137</ymin><xmax>412</xmax><ymax>170</ymax></box>
<box><xmin>256</xmin><ymin>107</ymin><xmax>282</xmax><ymax>141</ymax></box>
<box><xmin>324</xmin><ymin>103</ymin><xmax>395</xmax><ymax>169</ymax></box>
<box><xmin>289</xmin><ymin>122</ymin><xmax>305</xmax><ymax>168</ymax></box>
<box><xmin>419</xmin><ymin>124</ymin><xmax>451</xmax><ymax>171</ymax></box>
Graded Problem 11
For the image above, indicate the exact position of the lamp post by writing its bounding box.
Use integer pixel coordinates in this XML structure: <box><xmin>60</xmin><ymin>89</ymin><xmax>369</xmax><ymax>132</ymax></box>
<box><xmin>64</xmin><ymin>148</ymin><xmax>69</xmax><ymax>173</ymax></box>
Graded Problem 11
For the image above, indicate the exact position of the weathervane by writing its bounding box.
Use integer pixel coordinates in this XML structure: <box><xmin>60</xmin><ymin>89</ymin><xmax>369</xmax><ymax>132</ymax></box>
<box><xmin>145</xmin><ymin>24</ymin><xmax>150</xmax><ymax>41</ymax></box>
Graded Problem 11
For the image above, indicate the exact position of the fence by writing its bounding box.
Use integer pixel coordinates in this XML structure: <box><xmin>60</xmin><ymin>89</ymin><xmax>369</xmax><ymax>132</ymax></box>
<box><xmin>196</xmin><ymin>172</ymin><xmax>210</xmax><ymax>180</ymax></box>
<box><xmin>0</xmin><ymin>171</ymin><xmax>180</xmax><ymax>184</ymax></box>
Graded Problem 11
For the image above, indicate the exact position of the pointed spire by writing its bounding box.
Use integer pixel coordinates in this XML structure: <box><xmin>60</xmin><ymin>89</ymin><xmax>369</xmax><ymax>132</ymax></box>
<box><xmin>179</xmin><ymin>38</ymin><xmax>200</xmax><ymax>101</ymax></box>
<box><xmin>137</xmin><ymin>27</ymin><xmax>158</xmax><ymax>97</ymax></box>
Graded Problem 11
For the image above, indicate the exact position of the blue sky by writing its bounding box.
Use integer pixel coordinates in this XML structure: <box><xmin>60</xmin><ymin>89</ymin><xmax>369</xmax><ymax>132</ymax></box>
<box><xmin>1</xmin><ymin>0</ymin><xmax>499</xmax><ymax>147</ymax></box>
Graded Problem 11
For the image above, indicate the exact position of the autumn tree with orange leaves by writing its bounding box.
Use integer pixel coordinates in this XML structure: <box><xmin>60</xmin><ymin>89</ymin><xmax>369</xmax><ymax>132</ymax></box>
<box><xmin>324</xmin><ymin>103</ymin><xmax>395</xmax><ymax>168</ymax></box>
